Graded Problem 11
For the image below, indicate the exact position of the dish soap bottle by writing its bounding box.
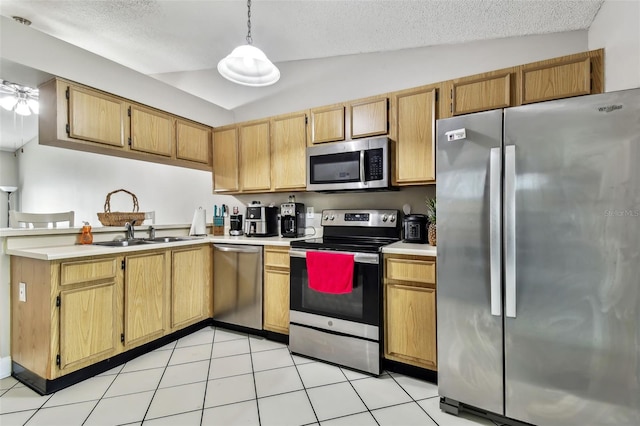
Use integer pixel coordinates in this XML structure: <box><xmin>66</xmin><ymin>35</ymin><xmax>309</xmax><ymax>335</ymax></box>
<box><xmin>79</xmin><ymin>222</ymin><xmax>93</xmax><ymax>245</ymax></box>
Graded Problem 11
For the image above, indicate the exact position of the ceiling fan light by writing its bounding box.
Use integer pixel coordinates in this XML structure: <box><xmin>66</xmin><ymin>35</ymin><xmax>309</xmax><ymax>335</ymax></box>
<box><xmin>218</xmin><ymin>44</ymin><xmax>280</xmax><ymax>87</ymax></box>
<box><xmin>0</xmin><ymin>95</ymin><xmax>17</xmax><ymax>111</ymax></box>
<box><xmin>27</xmin><ymin>98</ymin><xmax>39</xmax><ymax>114</ymax></box>
<box><xmin>14</xmin><ymin>100</ymin><xmax>31</xmax><ymax>116</ymax></box>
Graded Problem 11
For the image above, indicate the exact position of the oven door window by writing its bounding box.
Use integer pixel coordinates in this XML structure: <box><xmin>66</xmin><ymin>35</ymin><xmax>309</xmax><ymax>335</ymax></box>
<box><xmin>290</xmin><ymin>255</ymin><xmax>380</xmax><ymax>326</ymax></box>
<box><xmin>309</xmin><ymin>151</ymin><xmax>361</xmax><ymax>184</ymax></box>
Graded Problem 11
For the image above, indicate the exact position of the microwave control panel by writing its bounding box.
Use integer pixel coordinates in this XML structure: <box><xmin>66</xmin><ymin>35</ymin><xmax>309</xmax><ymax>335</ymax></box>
<box><xmin>364</xmin><ymin>148</ymin><xmax>384</xmax><ymax>181</ymax></box>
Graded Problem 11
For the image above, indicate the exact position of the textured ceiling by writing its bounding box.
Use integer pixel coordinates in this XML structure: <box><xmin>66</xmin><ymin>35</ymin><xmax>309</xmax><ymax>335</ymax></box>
<box><xmin>0</xmin><ymin>0</ymin><xmax>605</xmax><ymax>151</ymax></box>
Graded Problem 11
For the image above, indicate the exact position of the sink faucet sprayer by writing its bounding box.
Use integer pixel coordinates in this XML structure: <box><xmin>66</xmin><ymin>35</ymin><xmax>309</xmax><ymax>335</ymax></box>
<box><xmin>148</xmin><ymin>225</ymin><xmax>155</xmax><ymax>239</ymax></box>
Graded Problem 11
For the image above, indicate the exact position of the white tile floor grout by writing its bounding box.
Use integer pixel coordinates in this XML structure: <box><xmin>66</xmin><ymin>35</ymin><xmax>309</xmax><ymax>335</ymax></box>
<box><xmin>0</xmin><ymin>326</ymin><xmax>499</xmax><ymax>426</ymax></box>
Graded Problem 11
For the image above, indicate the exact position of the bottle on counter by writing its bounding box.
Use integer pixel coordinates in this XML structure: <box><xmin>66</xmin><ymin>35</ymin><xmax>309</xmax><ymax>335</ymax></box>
<box><xmin>79</xmin><ymin>222</ymin><xmax>93</xmax><ymax>245</ymax></box>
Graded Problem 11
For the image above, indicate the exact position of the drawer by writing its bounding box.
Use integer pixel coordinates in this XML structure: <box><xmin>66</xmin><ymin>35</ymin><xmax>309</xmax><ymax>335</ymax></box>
<box><xmin>61</xmin><ymin>258</ymin><xmax>118</xmax><ymax>286</ymax></box>
<box><xmin>264</xmin><ymin>246</ymin><xmax>290</xmax><ymax>269</ymax></box>
<box><xmin>385</xmin><ymin>257</ymin><xmax>435</xmax><ymax>284</ymax></box>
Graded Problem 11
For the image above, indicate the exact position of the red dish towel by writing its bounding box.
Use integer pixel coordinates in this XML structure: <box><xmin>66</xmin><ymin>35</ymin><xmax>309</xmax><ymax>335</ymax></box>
<box><xmin>306</xmin><ymin>251</ymin><xmax>355</xmax><ymax>294</ymax></box>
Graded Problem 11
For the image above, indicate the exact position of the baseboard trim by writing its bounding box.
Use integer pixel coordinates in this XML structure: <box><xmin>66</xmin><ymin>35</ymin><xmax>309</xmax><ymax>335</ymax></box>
<box><xmin>0</xmin><ymin>356</ymin><xmax>11</xmax><ymax>379</ymax></box>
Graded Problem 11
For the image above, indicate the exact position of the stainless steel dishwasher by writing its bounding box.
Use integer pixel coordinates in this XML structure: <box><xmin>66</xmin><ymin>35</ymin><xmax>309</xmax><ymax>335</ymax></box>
<box><xmin>212</xmin><ymin>244</ymin><xmax>263</xmax><ymax>330</ymax></box>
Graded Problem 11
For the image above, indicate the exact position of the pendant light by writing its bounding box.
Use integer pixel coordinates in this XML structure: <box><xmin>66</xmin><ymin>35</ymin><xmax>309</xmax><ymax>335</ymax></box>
<box><xmin>217</xmin><ymin>0</ymin><xmax>280</xmax><ymax>87</ymax></box>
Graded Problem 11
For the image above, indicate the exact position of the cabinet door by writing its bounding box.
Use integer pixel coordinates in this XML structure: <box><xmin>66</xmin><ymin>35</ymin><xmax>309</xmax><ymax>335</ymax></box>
<box><xmin>239</xmin><ymin>120</ymin><xmax>271</xmax><ymax>191</ymax></box>
<box><xmin>59</xmin><ymin>282</ymin><xmax>118</xmax><ymax>369</ymax></box>
<box><xmin>393</xmin><ymin>88</ymin><xmax>436</xmax><ymax>184</ymax></box>
<box><xmin>212</xmin><ymin>127</ymin><xmax>239</xmax><ymax>192</ymax></box>
<box><xmin>385</xmin><ymin>283</ymin><xmax>437</xmax><ymax>370</ymax></box>
<box><xmin>171</xmin><ymin>246</ymin><xmax>209</xmax><ymax>329</ymax></box>
<box><xmin>130</xmin><ymin>104</ymin><xmax>173</xmax><ymax>157</ymax></box>
<box><xmin>176</xmin><ymin>120</ymin><xmax>211</xmax><ymax>164</ymax></box>
<box><xmin>271</xmin><ymin>113</ymin><xmax>307</xmax><ymax>191</ymax></box>
<box><xmin>310</xmin><ymin>105</ymin><xmax>345</xmax><ymax>144</ymax></box>
<box><xmin>451</xmin><ymin>73</ymin><xmax>513</xmax><ymax>116</ymax></box>
<box><xmin>263</xmin><ymin>268</ymin><xmax>290</xmax><ymax>334</ymax></box>
<box><xmin>67</xmin><ymin>85</ymin><xmax>126</xmax><ymax>147</ymax></box>
<box><xmin>520</xmin><ymin>57</ymin><xmax>591</xmax><ymax>105</ymax></box>
<box><xmin>124</xmin><ymin>252</ymin><xmax>167</xmax><ymax>346</ymax></box>
<box><xmin>351</xmin><ymin>98</ymin><xmax>388</xmax><ymax>139</ymax></box>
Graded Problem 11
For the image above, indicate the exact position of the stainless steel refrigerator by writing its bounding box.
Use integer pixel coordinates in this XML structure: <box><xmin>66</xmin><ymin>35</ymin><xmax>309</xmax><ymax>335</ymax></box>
<box><xmin>436</xmin><ymin>88</ymin><xmax>640</xmax><ymax>426</ymax></box>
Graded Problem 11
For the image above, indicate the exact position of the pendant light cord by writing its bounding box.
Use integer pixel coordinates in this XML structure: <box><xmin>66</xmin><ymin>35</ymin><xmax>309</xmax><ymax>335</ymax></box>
<box><xmin>246</xmin><ymin>0</ymin><xmax>253</xmax><ymax>45</ymax></box>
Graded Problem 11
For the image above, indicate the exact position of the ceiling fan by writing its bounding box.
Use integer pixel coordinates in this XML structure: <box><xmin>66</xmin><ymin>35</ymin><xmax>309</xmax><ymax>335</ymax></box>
<box><xmin>0</xmin><ymin>80</ymin><xmax>39</xmax><ymax>116</ymax></box>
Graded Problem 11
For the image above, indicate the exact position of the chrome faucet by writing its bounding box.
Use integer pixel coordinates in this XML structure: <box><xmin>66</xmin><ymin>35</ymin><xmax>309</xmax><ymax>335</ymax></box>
<box><xmin>148</xmin><ymin>225</ymin><xmax>155</xmax><ymax>239</ymax></box>
<box><xmin>124</xmin><ymin>221</ymin><xmax>136</xmax><ymax>240</ymax></box>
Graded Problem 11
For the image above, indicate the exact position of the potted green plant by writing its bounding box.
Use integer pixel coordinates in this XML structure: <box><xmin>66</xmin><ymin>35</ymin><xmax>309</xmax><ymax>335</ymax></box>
<box><xmin>426</xmin><ymin>197</ymin><xmax>436</xmax><ymax>246</ymax></box>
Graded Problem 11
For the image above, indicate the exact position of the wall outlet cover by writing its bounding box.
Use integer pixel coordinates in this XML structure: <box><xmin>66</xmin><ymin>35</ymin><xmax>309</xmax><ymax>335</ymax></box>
<box><xmin>306</xmin><ymin>207</ymin><xmax>314</xmax><ymax>219</ymax></box>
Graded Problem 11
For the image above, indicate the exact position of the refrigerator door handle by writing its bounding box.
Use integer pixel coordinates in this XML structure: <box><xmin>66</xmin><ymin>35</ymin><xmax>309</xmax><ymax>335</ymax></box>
<box><xmin>489</xmin><ymin>147</ymin><xmax>502</xmax><ymax>316</ymax></box>
<box><xmin>504</xmin><ymin>145</ymin><xmax>516</xmax><ymax>318</ymax></box>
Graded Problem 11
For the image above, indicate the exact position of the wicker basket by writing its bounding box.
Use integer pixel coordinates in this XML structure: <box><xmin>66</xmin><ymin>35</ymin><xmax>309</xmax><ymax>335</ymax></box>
<box><xmin>97</xmin><ymin>189</ymin><xmax>146</xmax><ymax>226</ymax></box>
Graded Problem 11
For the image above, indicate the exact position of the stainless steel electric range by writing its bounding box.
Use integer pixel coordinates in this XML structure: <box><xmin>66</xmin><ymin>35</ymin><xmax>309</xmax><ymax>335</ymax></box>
<box><xmin>289</xmin><ymin>209</ymin><xmax>400</xmax><ymax>375</ymax></box>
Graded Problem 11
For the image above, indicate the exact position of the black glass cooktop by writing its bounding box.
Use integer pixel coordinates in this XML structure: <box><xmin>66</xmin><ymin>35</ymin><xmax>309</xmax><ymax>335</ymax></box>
<box><xmin>290</xmin><ymin>236</ymin><xmax>398</xmax><ymax>253</ymax></box>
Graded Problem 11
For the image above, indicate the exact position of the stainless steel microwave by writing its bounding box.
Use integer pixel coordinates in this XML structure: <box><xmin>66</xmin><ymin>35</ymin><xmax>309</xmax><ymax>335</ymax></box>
<box><xmin>306</xmin><ymin>137</ymin><xmax>392</xmax><ymax>192</ymax></box>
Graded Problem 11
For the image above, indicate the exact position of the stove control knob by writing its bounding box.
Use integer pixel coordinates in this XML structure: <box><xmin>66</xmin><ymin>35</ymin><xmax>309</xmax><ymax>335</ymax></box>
<box><xmin>382</xmin><ymin>214</ymin><xmax>388</xmax><ymax>222</ymax></box>
<box><xmin>329</xmin><ymin>215</ymin><xmax>335</xmax><ymax>221</ymax></box>
<box><xmin>323</xmin><ymin>215</ymin><xmax>329</xmax><ymax>221</ymax></box>
<box><xmin>390</xmin><ymin>215</ymin><xmax>396</xmax><ymax>222</ymax></box>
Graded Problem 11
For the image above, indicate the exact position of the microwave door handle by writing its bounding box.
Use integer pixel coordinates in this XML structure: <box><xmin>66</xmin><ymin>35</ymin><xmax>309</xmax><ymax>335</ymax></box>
<box><xmin>360</xmin><ymin>150</ymin><xmax>366</xmax><ymax>184</ymax></box>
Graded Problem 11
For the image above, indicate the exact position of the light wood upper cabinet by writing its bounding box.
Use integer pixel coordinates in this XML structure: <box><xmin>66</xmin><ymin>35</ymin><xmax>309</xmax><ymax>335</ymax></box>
<box><xmin>350</xmin><ymin>97</ymin><xmax>388</xmax><ymax>139</ymax></box>
<box><xmin>271</xmin><ymin>112</ymin><xmax>308</xmax><ymax>191</ymax></box>
<box><xmin>123</xmin><ymin>251</ymin><xmax>167</xmax><ymax>347</ymax></box>
<box><xmin>176</xmin><ymin>119</ymin><xmax>211</xmax><ymax>164</ymax></box>
<box><xmin>263</xmin><ymin>246</ymin><xmax>290</xmax><ymax>334</ymax></box>
<box><xmin>171</xmin><ymin>246</ymin><xmax>210</xmax><ymax>329</ymax></box>
<box><xmin>67</xmin><ymin>84</ymin><xmax>127</xmax><ymax>147</ymax></box>
<box><xmin>129</xmin><ymin>104</ymin><xmax>173</xmax><ymax>157</ymax></box>
<box><xmin>384</xmin><ymin>254</ymin><xmax>437</xmax><ymax>371</ymax></box>
<box><xmin>390</xmin><ymin>86</ymin><xmax>437</xmax><ymax>185</ymax></box>
<box><xmin>519</xmin><ymin>49</ymin><xmax>603</xmax><ymax>104</ymax></box>
<box><xmin>310</xmin><ymin>104</ymin><xmax>345</xmax><ymax>144</ymax></box>
<box><xmin>212</xmin><ymin>126</ymin><xmax>240</xmax><ymax>193</ymax></box>
<box><xmin>448</xmin><ymin>69</ymin><xmax>517</xmax><ymax>116</ymax></box>
<box><xmin>239</xmin><ymin>120</ymin><xmax>271</xmax><ymax>192</ymax></box>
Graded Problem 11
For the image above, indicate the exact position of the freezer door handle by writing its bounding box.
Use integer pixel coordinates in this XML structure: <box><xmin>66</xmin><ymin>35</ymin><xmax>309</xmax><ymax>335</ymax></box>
<box><xmin>504</xmin><ymin>145</ymin><xmax>516</xmax><ymax>318</ymax></box>
<box><xmin>489</xmin><ymin>147</ymin><xmax>502</xmax><ymax>316</ymax></box>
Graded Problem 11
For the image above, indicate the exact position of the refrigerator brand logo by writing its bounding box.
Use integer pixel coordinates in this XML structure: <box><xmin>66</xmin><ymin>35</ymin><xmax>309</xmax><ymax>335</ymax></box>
<box><xmin>597</xmin><ymin>104</ymin><xmax>623</xmax><ymax>113</ymax></box>
<box><xmin>605</xmin><ymin>209</ymin><xmax>640</xmax><ymax>217</ymax></box>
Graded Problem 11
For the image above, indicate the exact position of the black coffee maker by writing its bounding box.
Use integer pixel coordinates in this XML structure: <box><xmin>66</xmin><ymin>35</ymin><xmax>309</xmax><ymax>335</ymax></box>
<box><xmin>280</xmin><ymin>202</ymin><xmax>306</xmax><ymax>237</ymax></box>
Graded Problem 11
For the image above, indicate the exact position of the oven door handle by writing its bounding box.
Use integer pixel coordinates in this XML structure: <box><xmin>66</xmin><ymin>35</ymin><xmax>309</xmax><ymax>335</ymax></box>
<box><xmin>290</xmin><ymin>248</ymin><xmax>379</xmax><ymax>265</ymax></box>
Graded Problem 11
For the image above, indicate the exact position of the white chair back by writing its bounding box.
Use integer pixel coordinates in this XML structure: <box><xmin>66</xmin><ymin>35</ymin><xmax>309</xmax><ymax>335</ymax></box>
<box><xmin>9</xmin><ymin>211</ymin><xmax>75</xmax><ymax>229</ymax></box>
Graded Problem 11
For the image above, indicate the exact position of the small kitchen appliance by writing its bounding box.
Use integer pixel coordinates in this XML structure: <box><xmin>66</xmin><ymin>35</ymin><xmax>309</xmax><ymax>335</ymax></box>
<box><xmin>280</xmin><ymin>202</ymin><xmax>306</xmax><ymax>237</ymax></box>
<box><xmin>229</xmin><ymin>214</ymin><xmax>243</xmax><ymax>236</ymax></box>
<box><xmin>402</xmin><ymin>214</ymin><xmax>428</xmax><ymax>243</ymax></box>
<box><xmin>244</xmin><ymin>201</ymin><xmax>279</xmax><ymax>237</ymax></box>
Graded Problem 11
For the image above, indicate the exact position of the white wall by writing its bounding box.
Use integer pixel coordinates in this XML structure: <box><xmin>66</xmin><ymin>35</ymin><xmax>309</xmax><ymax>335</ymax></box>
<box><xmin>16</xmin><ymin>139</ymin><xmax>236</xmax><ymax>226</ymax></box>
<box><xmin>588</xmin><ymin>0</ymin><xmax>640</xmax><ymax>91</ymax></box>
<box><xmin>0</xmin><ymin>150</ymin><xmax>20</xmax><ymax>227</ymax></box>
<box><xmin>233</xmin><ymin>30</ymin><xmax>588</xmax><ymax>121</ymax></box>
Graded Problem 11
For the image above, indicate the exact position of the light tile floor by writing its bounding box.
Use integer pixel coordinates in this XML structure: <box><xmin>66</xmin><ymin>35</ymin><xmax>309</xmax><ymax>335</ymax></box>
<box><xmin>0</xmin><ymin>326</ymin><xmax>499</xmax><ymax>426</ymax></box>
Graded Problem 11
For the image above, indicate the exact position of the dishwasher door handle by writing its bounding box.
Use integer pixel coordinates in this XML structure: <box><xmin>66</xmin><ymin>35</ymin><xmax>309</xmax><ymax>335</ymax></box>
<box><xmin>213</xmin><ymin>244</ymin><xmax>262</xmax><ymax>253</ymax></box>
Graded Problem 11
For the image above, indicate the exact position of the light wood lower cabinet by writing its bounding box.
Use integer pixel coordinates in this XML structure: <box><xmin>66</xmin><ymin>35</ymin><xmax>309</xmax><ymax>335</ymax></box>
<box><xmin>171</xmin><ymin>245</ymin><xmax>211</xmax><ymax>329</ymax></box>
<box><xmin>384</xmin><ymin>254</ymin><xmax>437</xmax><ymax>371</ymax></box>
<box><xmin>263</xmin><ymin>246</ymin><xmax>290</xmax><ymax>334</ymax></box>
<box><xmin>123</xmin><ymin>251</ymin><xmax>168</xmax><ymax>347</ymax></box>
<box><xmin>10</xmin><ymin>243</ymin><xmax>211</xmax><ymax>385</ymax></box>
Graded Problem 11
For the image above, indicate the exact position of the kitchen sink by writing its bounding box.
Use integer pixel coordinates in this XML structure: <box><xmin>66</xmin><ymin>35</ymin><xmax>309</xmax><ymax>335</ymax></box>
<box><xmin>93</xmin><ymin>239</ymin><xmax>153</xmax><ymax>247</ymax></box>
<box><xmin>144</xmin><ymin>236</ymin><xmax>195</xmax><ymax>243</ymax></box>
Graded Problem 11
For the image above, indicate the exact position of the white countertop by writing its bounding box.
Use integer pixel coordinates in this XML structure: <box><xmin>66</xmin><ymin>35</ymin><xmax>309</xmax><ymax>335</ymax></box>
<box><xmin>382</xmin><ymin>241</ymin><xmax>437</xmax><ymax>257</ymax></box>
<box><xmin>6</xmin><ymin>234</ymin><xmax>312</xmax><ymax>261</ymax></box>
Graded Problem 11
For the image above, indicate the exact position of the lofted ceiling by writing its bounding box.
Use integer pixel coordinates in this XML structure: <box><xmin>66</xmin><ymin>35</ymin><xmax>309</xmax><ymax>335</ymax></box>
<box><xmin>0</xmin><ymin>0</ymin><xmax>605</xmax><ymax>151</ymax></box>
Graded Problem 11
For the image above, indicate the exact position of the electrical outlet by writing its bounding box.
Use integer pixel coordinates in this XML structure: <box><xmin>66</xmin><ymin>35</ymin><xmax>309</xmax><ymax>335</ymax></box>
<box><xmin>306</xmin><ymin>207</ymin><xmax>314</xmax><ymax>219</ymax></box>
<box><xmin>19</xmin><ymin>282</ymin><xmax>26</xmax><ymax>302</ymax></box>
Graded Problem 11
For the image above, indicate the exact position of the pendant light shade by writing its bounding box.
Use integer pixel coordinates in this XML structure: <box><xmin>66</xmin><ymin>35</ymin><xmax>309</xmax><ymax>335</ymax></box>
<box><xmin>218</xmin><ymin>0</ymin><xmax>280</xmax><ymax>87</ymax></box>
